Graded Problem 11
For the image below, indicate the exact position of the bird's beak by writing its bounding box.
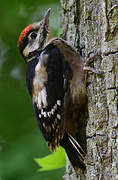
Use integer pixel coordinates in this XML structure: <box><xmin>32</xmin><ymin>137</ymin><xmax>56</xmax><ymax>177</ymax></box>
<box><xmin>42</xmin><ymin>8</ymin><xmax>51</xmax><ymax>31</ymax></box>
<box><xmin>43</xmin><ymin>8</ymin><xmax>51</xmax><ymax>25</ymax></box>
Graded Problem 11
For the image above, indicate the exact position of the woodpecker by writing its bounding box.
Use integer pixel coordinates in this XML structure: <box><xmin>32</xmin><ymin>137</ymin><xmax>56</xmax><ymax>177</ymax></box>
<box><xmin>18</xmin><ymin>8</ymin><xmax>88</xmax><ymax>170</ymax></box>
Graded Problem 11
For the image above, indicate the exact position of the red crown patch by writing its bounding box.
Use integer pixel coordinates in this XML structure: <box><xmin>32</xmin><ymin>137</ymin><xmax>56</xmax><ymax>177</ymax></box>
<box><xmin>18</xmin><ymin>24</ymin><xmax>33</xmax><ymax>47</ymax></box>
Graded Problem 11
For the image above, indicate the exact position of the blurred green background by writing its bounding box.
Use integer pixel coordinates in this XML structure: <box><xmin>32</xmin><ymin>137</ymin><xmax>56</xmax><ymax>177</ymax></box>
<box><xmin>0</xmin><ymin>0</ymin><xmax>65</xmax><ymax>179</ymax></box>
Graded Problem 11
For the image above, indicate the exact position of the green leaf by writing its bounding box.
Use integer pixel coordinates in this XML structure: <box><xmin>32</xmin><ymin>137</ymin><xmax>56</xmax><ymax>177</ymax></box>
<box><xmin>34</xmin><ymin>147</ymin><xmax>66</xmax><ymax>172</ymax></box>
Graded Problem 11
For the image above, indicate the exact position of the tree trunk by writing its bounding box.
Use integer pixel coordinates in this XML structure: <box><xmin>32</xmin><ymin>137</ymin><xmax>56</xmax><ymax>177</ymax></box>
<box><xmin>60</xmin><ymin>0</ymin><xmax>118</xmax><ymax>179</ymax></box>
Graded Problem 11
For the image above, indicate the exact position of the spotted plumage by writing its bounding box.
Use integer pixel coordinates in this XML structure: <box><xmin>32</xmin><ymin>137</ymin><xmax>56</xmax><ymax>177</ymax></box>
<box><xmin>18</xmin><ymin>8</ymin><xmax>87</xmax><ymax>170</ymax></box>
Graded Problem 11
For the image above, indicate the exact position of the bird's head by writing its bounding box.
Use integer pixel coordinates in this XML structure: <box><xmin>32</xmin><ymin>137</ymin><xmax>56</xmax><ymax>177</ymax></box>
<box><xmin>18</xmin><ymin>8</ymin><xmax>51</xmax><ymax>61</ymax></box>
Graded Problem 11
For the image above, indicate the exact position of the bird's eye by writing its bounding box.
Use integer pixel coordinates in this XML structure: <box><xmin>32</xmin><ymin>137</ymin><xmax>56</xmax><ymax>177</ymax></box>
<box><xmin>30</xmin><ymin>32</ymin><xmax>37</xmax><ymax>39</ymax></box>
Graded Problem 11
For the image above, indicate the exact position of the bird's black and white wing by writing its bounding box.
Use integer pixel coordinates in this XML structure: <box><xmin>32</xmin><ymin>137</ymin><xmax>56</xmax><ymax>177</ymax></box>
<box><xmin>32</xmin><ymin>43</ymin><xmax>70</xmax><ymax>151</ymax></box>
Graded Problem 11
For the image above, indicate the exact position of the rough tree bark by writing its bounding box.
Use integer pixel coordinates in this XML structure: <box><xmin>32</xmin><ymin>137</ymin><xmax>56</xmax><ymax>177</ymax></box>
<box><xmin>60</xmin><ymin>0</ymin><xmax>118</xmax><ymax>179</ymax></box>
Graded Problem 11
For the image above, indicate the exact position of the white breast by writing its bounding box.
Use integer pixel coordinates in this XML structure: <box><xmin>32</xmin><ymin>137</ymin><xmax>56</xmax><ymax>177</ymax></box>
<box><xmin>33</xmin><ymin>52</ymin><xmax>48</xmax><ymax>109</ymax></box>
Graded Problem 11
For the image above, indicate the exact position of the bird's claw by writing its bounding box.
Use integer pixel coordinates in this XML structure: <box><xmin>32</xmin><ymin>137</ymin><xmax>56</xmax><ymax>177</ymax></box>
<box><xmin>84</xmin><ymin>53</ymin><xmax>104</xmax><ymax>75</ymax></box>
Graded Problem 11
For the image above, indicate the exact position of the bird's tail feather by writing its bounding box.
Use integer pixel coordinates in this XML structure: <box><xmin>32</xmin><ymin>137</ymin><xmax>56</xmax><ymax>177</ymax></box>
<box><xmin>60</xmin><ymin>132</ymin><xmax>86</xmax><ymax>170</ymax></box>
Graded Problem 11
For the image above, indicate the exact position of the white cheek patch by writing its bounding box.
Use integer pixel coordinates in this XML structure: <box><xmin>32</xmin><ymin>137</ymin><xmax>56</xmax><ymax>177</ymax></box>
<box><xmin>23</xmin><ymin>36</ymin><xmax>40</xmax><ymax>57</ymax></box>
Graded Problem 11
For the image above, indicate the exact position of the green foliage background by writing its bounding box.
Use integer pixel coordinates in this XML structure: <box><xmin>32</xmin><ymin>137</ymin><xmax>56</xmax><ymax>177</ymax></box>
<box><xmin>0</xmin><ymin>0</ymin><xmax>65</xmax><ymax>179</ymax></box>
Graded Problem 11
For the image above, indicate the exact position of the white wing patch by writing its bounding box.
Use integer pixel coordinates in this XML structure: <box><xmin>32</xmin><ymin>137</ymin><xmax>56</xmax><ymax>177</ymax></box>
<box><xmin>33</xmin><ymin>52</ymin><xmax>48</xmax><ymax>109</ymax></box>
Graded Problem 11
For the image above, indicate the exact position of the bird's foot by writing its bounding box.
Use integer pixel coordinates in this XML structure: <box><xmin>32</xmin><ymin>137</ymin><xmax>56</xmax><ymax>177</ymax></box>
<box><xmin>83</xmin><ymin>53</ymin><xmax>104</xmax><ymax>84</ymax></box>
<box><xmin>84</xmin><ymin>53</ymin><xmax>104</xmax><ymax>75</ymax></box>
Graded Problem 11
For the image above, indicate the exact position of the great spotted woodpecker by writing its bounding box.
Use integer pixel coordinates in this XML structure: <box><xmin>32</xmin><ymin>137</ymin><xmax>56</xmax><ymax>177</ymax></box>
<box><xmin>18</xmin><ymin>8</ymin><xmax>88</xmax><ymax>170</ymax></box>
